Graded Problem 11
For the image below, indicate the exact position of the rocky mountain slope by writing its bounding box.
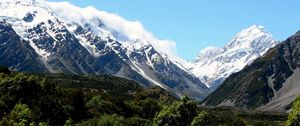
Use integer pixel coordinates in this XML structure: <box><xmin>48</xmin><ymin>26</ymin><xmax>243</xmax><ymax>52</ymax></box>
<box><xmin>202</xmin><ymin>29</ymin><xmax>300</xmax><ymax>112</ymax></box>
<box><xmin>0</xmin><ymin>0</ymin><xmax>210</xmax><ymax>100</ymax></box>
<box><xmin>189</xmin><ymin>25</ymin><xmax>277</xmax><ymax>90</ymax></box>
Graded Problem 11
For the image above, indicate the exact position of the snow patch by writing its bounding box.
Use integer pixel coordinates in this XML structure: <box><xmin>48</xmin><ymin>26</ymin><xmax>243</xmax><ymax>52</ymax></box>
<box><xmin>29</xmin><ymin>40</ymin><xmax>50</xmax><ymax>59</ymax></box>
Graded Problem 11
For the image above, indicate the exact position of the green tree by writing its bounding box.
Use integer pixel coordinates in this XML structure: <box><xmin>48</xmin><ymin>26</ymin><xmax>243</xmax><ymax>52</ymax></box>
<box><xmin>86</xmin><ymin>95</ymin><xmax>116</xmax><ymax>116</ymax></box>
<box><xmin>76</xmin><ymin>114</ymin><xmax>125</xmax><ymax>126</ymax></box>
<box><xmin>64</xmin><ymin>118</ymin><xmax>74</xmax><ymax>126</ymax></box>
<box><xmin>153</xmin><ymin>96</ymin><xmax>198</xmax><ymax>126</ymax></box>
<box><xmin>287</xmin><ymin>96</ymin><xmax>300</xmax><ymax>126</ymax></box>
<box><xmin>0</xmin><ymin>103</ymin><xmax>32</xmax><ymax>126</ymax></box>
<box><xmin>191</xmin><ymin>111</ymin><xmax>213</xmax><ymax>126</ymax></box>
<box><xmin>98</xmin><ymin>114</ymin><xmax>125</xmax><ymax>126</ymax></box>
<box><xmin>0</xmin><ymin>66</ymin><xmax>10</xmax><ymax>74</ymax></box>
<box><xmin>138</xmin><ymin>98</ymin><xmax>162</xmax><ymax>119</ymax></box>
<box><xmin>71</xmin><ymin>90</ymin><xmax>87</xmax><ymax>120</ymax></box>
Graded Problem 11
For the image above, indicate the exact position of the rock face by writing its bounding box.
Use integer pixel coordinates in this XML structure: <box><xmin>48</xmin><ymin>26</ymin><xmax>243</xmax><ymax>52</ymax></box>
<box><xmin>0</xmin><ymin>0</ymin><xmax>210</xmax><ymax>100</ymax></box>
<box><xmin>189</xmin><ymin>25</ymin><xmax>277</xmax><ymax>90</ymax></box>
<box><xmin>0</xmin><ymin>20</ymin><xmax>47</xmax><ymax>72</ymax></box>
<box><xmin>202</xmin><ymin>30</ymin><xmax>300</xmax><ymax>112</ymax></box>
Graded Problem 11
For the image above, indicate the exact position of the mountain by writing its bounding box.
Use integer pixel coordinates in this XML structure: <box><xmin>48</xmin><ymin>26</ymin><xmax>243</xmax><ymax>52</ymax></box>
<box><xmin>0</xmin><ymin>20</ymin><xmax>48</xmax><ymax>72</ymax></box>
<box><xmin>189</xmin><ymin>25</ymin><xmax>277</xmax><ymax>90</ymax></box>
<box><xmin>0</xmin><ymin>0</ymin><xmax>210</xmax><ymax>100</ymax></box>
<box><xmin>202</xmin><ymin>29</ymin><xmax>300</xmax><ymax>112</ymax></box>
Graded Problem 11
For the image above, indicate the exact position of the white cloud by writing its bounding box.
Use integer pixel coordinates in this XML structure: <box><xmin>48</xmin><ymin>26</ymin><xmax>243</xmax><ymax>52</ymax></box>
<box><xmin>46</xmin><ymin>1</ymin><xmax>184</xmax><ymax>65</ymax></box>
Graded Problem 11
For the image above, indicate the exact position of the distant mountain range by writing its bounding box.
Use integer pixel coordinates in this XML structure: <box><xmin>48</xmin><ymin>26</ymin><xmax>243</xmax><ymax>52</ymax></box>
<box><xmin>203</xmin><ymin>29</ymin><xmax>300</xmax><ymax>112</ymax></box>
<box><xmin>188</xmin><ymin>25</ymin><xmax>278</xmax><ymax>90</ymax></box>
<box><xmin>0</xmin><ymin>0</ymin><xmax>210</xmax><ymax>100</ymax></box>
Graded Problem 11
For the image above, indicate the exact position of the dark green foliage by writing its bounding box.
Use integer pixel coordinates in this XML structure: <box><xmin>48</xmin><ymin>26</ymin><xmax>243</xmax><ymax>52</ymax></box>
<box><xmin>0</xmin><ymin>71</ymin><xmax>288</xmax><ymax>126</ymax></box>
<box><xmin>0</xmin><ymin>103</ymin><xmax>33</xmax><ymax>126</ymax></box>
<box><xmin>191</xmin><ymin>111</ymin><xmax>212</xmax><ymax>126</ymax></box>
<box><xmin>0</xmin><ymin>66</ymin><xmax>10</xmax><ymax>74</ymax></box>
<box><xmin>85</xmin><ymin>96</ymin><xmax>117</xmax><ymax>116</ymax></box>
<box><xmin>153</xmin><ymin>96</ymin><xmax>198</xmax><ymax>126</ymax></box>
<box><xmin>197</xmin><ymin>107</ymin><xmax>287</xmax><ymax>126</ymax></box>
<box><xmin>70</xmin><ymin>90</ymin><xmax>87</xmax><ymax>120</ymax></box>
<box><xmin>136</xmin><ymin>98</ymin><xmax>163</xmax><ymax>119</ymax></box>
<box><xmin>0</xmin><ymin>71</ymin><xmax>174</xmax><ymax>126</ymax></box>
<box><xmin>287</xmin><ymin>96</ymin><xmax>300</xmax><ymax>126</ymax></box>
<box><xmin>79</xmin><ymin>114</ymin><xmax>125</xmax><ymax>126</ymax></box>
<box><xmin>42</xmin><ymin>74</ymin><xmax>143</xmax><ymax>95</ymax></box>
<box><xmin>74</xmin><ymin>115</ymin><xmax>150</xmax><ymax>126</ymax></box>
<box><xmin>134</xmin><ymin>86</ymin><xmax>176</xmax><ymax>104</ymax></box>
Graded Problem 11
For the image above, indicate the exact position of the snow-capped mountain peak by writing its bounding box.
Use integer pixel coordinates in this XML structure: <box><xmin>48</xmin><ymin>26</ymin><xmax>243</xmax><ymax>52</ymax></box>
<box><xmin>189</xmin><ymin>25</ymin><xmax>278</xmax><ymax>90</ymax></box>
<box><xmin>234</xmin><ymin>25</ymin><xmax>267</xmax><ymax>38</ymax></box>
<box><xmin>225</xmin><ymin>25</ymin><xmax>271</xmax><ymax>49</ymax></box>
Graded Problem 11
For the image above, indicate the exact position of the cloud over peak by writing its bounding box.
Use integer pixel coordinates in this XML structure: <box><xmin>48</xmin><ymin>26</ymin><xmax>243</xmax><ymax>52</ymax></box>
<box><xmin>46</xmin><ymin>1</ymin><xmax>180</xmax><ymax>63</ymax></box>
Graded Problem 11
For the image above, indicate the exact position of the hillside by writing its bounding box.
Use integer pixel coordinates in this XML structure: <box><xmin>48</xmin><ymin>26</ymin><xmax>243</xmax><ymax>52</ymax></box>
<box><xmin>0</xmin><ymin>67</ymin><xmax>288</xmax><ymax>126</ymax></box>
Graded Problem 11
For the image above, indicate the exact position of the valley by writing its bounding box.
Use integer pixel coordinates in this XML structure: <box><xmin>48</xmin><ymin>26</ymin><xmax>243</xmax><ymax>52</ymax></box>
<box><xmin>0</xmin><ymin>0</ymin><xmax>300</xmax><ymax>125</ymax></box>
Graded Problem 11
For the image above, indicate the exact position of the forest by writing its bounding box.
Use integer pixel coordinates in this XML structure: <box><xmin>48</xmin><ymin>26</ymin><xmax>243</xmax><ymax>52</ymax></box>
<box><xmin>0</xmin><ymin>66</ymin><xmax>295</xmax><ymax>126</ymax></box>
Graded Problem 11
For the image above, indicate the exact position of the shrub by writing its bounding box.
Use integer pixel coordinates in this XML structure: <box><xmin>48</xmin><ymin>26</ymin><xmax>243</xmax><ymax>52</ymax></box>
<box><xmin>287</xmin><ymin>96</ymin><xmax>300</xmax><ymax>126</ymax></box>
<box><xmin>153</xmin><ymin>96</ymin><xmax>198</xmax><ymax>126</ymax></box>
<box><xmin>191</xmin><ymin>111</ymin><xmax>213</xmax><ymax>126</ymax></box>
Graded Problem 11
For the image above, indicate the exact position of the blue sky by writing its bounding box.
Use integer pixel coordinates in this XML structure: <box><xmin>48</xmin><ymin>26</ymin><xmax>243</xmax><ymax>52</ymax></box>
<box><xmin>49</xmin><ymin>0</ymin><xmax>300</xmax><ymax>60</ymax></box>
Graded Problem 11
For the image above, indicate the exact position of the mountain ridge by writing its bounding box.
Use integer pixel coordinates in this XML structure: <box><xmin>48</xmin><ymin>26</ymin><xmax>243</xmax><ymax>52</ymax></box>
<box><xmin>0</xmin><ymin>0</ymin><xmax>210</xmax><ymax>100</ymax></box>
<box><xmin>189</xmin><ymin>25</ymin><xmax>278</xmax><ymax>90</ymax></box>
